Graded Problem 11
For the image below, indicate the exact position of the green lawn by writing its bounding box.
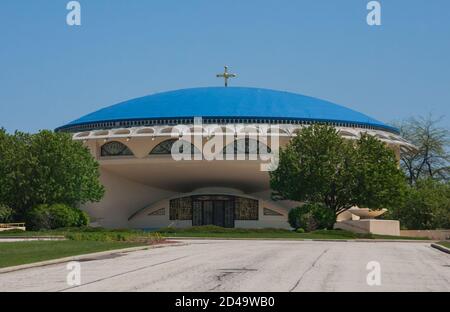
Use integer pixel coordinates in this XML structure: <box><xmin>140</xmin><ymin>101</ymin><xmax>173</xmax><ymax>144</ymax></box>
<box><xmin>0</xmin><ymin>226</ymin><xmax>428</xmax><ymax>241</ymax></box>
<box><xmin>437</xmin><ymin>241</ymin><xmax>450</xmax><ymax>249</ymax></box>
<box><xmin>157</xmin><ymin>227</ymin><xmax>428</xmax><ymax>240</ymax></box>
<box><xmin>0</xmin><ymin>240</ymin><xmax>143</xmax><ymax>268</ymax></box>
<box><xmin>162</xmin><ymin>231</ymin><xmax>346</xmax><ymax>239</ymax></box>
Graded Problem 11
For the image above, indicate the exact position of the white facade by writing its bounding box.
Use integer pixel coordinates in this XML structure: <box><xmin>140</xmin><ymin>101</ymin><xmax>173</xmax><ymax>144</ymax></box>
<box><xmin>74</xmin><ymin>123</ymin><xmax>412</xmax><ymax>230</ymax></box>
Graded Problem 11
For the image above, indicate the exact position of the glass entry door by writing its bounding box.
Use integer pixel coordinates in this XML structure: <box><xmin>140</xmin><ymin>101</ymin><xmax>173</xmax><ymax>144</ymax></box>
<box><xmin>192</xmin><ymin>196</ymin><xmax>234</xmax><ymax>228</ymax></box>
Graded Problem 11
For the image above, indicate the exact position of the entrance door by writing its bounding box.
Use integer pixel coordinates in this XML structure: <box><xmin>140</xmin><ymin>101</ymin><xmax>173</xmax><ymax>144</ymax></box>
<box><xmin>192</xmin><ymin>201</ymin><xmax>202</xmax><ymax>226</ymax></box>
<box><xmin>191</xmin><ymin>196</ymin><xmax>235</xmax><ymax>228</ymax></box>
<box><xmin>223</xmin><ymin>200</ymin><xmax>234</xmax><ymax>228</ymax></box>
<box><xmin>203</xmin><ymin>200</ymin><xmax>214</xmax><ymax>225</ymax></box>
<box><xmin>213</xmin><ymin>201</ymin><xmax>225</xmax><ymax>227</ymax></box>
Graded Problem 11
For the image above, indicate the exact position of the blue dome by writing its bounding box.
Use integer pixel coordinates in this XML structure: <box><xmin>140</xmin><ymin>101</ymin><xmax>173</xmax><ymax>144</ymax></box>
<box><xmin>57</xmin><ymin>87</ymin><xmax>397</xmax><ymax>133</ymax></box>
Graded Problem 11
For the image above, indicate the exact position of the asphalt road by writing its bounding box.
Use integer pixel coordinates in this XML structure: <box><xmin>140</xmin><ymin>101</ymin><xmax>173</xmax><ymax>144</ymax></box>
<box><xmin>1</xmin><ymin>239</ymin><xmax>449</xmax><ymax>292</ymax></box>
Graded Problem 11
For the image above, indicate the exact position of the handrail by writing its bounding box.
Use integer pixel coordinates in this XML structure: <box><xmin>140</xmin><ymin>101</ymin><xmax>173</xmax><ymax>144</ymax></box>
<box><xmin>0</xmin><ymin>223</ymin><xmax>26</xmax><ymax>228</ymax></box>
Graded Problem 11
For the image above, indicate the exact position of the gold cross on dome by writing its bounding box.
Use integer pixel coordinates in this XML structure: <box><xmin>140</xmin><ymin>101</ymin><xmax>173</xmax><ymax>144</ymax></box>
<box><xmin>216</xmin><ymin>65</ymin><xmax>237</xmax><ymax>87</ymax></box>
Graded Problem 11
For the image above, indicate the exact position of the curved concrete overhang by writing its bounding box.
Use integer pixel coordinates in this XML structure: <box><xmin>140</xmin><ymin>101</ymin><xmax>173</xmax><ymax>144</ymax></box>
<box><xmin>71</xmin><ymin>124</ymin><xmax>415</xmax><ymax>150</ymax></box>
<box><xmin>75</xmin><ymin>124</ymin><xmax>414</xmax><ymax>202</ymax></box>
<box><xmin>100</xmin><ymin>158</ymin><xmax>270</xmax><ymax>193</ymax></box>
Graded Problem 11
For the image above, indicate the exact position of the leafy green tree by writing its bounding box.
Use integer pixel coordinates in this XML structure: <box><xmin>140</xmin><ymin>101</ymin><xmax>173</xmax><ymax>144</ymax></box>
<box><xmin>271</xmin><ymin>124</ymin><xmax>355</xmax><ymax>217</ymax></box>
<box><xmin>0</xmin><ymin>204</ymin><xmax>13</xmax><ymax>223</ymax></box>
<box><xmin>270</xmin><ymin>124</ymin><xmax>406</xmax><ymax>220</ymax></box>
<box><xmin>390</xmin><ymin>115</ymin><xmax>449</xmax><ymax>230</ymax></box>
<box><xmin>26</xmin><ymin>130</ymin><xmax>104</xmax><ymax>211</ymax></box>
<box><xmin>0</xmin><ymin>129</ymin><xmax>33</xmax><ymax>218</ymax></box>
<box><xmin>388</xmin><ymin>179</ymin><xmax>450</xmax><ymax>230</ymax></box>
<box><xmin>354</xmin><ymin>133</ymin><xmax>406</xmax><ymax>210</ymax></box>
<box><xmin>0</xmin><ymin>129</ymin><xmax>104</xmax><ymax>219</ymax></box>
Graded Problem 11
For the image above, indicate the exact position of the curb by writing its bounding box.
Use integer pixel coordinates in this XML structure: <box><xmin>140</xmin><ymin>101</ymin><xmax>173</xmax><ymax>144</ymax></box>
<box><xmin>166</xmin><ymin>236</ymin><xmax>433</xmax><ymax>243</ymax></box>
<box><xmin>0</xmin><ymin>241</ymin><xmax>188</xmax><ymax>274</ymax></box>
<box><xmin>431</xmin><ymin>243</ymin><xmax>450</xmax><ymax>254</ymax></box>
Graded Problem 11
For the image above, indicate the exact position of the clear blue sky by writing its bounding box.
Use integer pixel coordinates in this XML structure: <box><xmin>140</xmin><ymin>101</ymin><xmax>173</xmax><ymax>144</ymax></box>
<box><xmin>0</xmin><ymin>0</ymin><xmax>449</xmax><ymax>133</ymax></box>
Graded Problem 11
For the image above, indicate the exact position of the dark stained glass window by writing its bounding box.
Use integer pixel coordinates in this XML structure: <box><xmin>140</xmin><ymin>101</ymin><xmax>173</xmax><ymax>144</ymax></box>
<box><xmin>235</xmin><ymin>197</ymin><xmax>259</xmax><ymax>220</ymax></box>
<box><xmin>263</xmin><ymin>208</ymin><xmax>283</xmax><ymax>216</ymax></box>
<box><xmin>223</xmin><ymin>138</ymin><xmax>271</xmax><ymax>157</ymax></box>
<box><xmin>169</xmin><ymin>195</ymin><xmax>258</xmax><ymax>222</ymax></box>
<box><xmin>169</xmin><ymin>197</ymin><xmax>192</xmax><ymax>220</ymax></box>
<box><xmin>148</xmin><ymin>208</ymin><xmax>165</xmax><ymax>216</ymax></box>
<box><xmin>150</xmin><ymin>139</ymin><xmax>201</xmax><ymax>155</ymax></box>
<box><xmin>101</xmin><ymin>141</ymin><xmax>133</xmax><ymax>156</ymax></box>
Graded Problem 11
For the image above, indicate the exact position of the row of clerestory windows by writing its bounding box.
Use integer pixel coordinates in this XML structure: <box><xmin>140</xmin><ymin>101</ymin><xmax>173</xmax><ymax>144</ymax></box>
<box><xmin>100</xmin><ymin>139</ymin><xmax>272</xmax><ymax>157</ymax></box>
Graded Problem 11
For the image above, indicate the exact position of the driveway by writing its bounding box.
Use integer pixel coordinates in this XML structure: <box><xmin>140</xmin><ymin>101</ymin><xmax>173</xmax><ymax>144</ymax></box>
<box><xmin>1</xmin><ymin>239</ymin><xmax>449</xmax><ymax>291</ymax></box>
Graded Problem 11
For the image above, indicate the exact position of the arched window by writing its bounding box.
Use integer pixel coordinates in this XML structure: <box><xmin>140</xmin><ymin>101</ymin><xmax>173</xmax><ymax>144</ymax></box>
<box><xmin>101</xmin><ymin>141</ymin><xmax>133</xmax><ymax>156</ymax></box>
<box><xmin>222</xmin><ymin>138</ymin><xmax>271</xmax><ymax>156</ymax></box>
<box><xmin>150</xmin><ymin>139</ymin><xmax>201</xmax><ymax>155</ymax></box>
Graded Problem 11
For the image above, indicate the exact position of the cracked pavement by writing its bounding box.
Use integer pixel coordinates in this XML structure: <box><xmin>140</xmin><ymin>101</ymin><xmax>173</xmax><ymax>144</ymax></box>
<box><xmin>1</xmin><ymin>239</ymin><xmax>449</xmax><ymax>292</ymax></box>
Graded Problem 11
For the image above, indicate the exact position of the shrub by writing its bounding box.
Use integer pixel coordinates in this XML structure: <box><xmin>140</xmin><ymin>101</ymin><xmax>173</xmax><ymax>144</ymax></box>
<box><xmin>26</xmin><ymin>205</ymin><xmax>52</xmax><ymax>230</ymax></box>
<box><xmin>156</xmin><ymin>226</ymin><xmax>292</xmax><ymax>234</ymax></box>
<box><xmin>74</xmin><ymin>209</ymin><xmax>90</xmax><ymax>227</ymax></box>
<box><xmin>310</xmin><ymin>203</ymin><xmax>336</xmax><ymax>229</ymax></box>
<box><xmin>65</xmin><ymin>230</ymin><xmax>164</xmax><ymax>243</ymax></box>
<box><xmin>26</xmin><ymin>204</ymin><xmax>88</xmax><ymax>230</ymax></box>
<box><xmin>288</xmin><ymin>206</ymin><xmax>316</xmax><ymax>231</ymax></box>
<box><xmin>0</xmin><ymin>204</ymin><xmax>13</xmax><ymax>223</ymax></box>
<box><xmin>296</xmin><ymin>228</ymin><xmax>305</xmax><ymax>233</ymax></box>
<box><xmin>48</xmin><ymin>204</ymin><xmax>78</xmax><ymax>229</ymax></box>
<box><xmin>288</xmin><ymin>203</ymin><xmax>336</xmax><ymax>231</ymax></box>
